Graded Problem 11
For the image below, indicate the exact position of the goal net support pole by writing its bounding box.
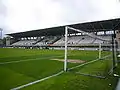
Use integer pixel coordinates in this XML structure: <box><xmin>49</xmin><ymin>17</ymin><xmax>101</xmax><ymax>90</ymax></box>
<box><xmin>99</xmin><ymin>43</ymin><xmax>102</xmax><ymax>59</ymax></box>
<box><xmin>114</xmin><ymin>39</ymin><xmax>118</xmax><ymax>67</ymax></box>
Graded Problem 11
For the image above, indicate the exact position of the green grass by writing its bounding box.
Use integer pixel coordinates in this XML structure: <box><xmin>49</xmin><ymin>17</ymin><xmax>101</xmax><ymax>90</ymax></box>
<box><xmin>23</xmin><ymin>72</ymin><xmax>116</xmax><ymax>90</ymax></box>
<box><xmin>0</xmin><ymin>48</ymin><xmax>117</xmax><ymax>90</ymax></box>
<box><xmin>0</xmin><ymin>65</ymin><xmax>35</xmax><ymax>90</ymax></box>
<box><xmin>70</xmin><ymin>59</ymin><xmax>112</xmax><ymax>76</ymax></box>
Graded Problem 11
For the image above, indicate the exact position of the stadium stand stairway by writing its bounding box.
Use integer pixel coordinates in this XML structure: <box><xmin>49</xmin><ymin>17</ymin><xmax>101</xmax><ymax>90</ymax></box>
<box><xmin>50</xmin><ymin>37</ymin><xmax>61</xmax><ymax>44</ymax></box>
<box><xmin>92</xmin><ymin>38</ymin><xmax>96</xmax><ymax>44</ymax></box>
<box><xmin>34</xmin><ymin>36</ymin><xmax>61</xmax><ymax>46</ymax></box>
<box><xmin>33</xmin><ymin>38</ymin><xmax>45</xmax><ymax>45</ymax></box>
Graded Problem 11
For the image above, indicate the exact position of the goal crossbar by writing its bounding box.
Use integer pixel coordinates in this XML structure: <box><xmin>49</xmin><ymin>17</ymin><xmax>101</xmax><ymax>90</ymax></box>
<box><xmin>67</xmin><ymin>26</ymin><xmax>111</xmax><ymax>42</ymax></box>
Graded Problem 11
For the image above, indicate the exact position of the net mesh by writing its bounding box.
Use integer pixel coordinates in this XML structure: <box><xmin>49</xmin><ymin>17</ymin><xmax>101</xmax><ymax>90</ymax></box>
<box><xmin>65</xmin><ymin>27</ymin><xmax>113</xmax><ymax>78</ymax></box>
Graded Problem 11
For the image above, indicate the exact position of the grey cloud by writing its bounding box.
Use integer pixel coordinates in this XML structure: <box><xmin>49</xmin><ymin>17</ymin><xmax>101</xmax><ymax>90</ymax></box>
<box><xmin>1</xmin><ymin>0</ymin><xmax>120</xmax><ymax>37</ymax></box>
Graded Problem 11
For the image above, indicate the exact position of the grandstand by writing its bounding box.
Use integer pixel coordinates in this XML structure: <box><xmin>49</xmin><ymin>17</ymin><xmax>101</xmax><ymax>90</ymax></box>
<box><xmin>6</xmin><ymin>18</ymin><xmax>119</xmax><ymax>49</ymax></box>
<box><xmin>8</xmin><ymin>30</ymin><xmax>113</xmax><ymax>52</ymax></box>
<box><xmin>10</xmin><ymin>35</ymin><xmax>111</xmax><ymax>47</ymax></box>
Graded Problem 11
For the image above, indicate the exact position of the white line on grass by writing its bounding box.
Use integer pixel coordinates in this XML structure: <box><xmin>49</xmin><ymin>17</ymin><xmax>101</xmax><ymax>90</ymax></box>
<box><xmin>0</xmin><ymin>55</ymin><xmax>63</xmax><ymax>65</ymax></box>
<box><xmin>11</xmin><ymin>71</ymin><xmax>64</xmax><ymax>90</ymax></box>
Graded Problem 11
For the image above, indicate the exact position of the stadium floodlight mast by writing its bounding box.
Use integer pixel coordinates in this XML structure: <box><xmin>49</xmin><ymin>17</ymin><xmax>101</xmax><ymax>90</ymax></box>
<box><xmin>64</xmin><ymin>26</ymin><xmax>110</xmax><ymax>72</ymax></box>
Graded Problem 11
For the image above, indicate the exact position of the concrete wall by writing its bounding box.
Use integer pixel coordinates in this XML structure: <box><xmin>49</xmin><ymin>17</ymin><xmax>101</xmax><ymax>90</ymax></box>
<box><xmin>6</xmin><ymin>37</ymin><xmax>11</xmax><ymax>46</ymax></box>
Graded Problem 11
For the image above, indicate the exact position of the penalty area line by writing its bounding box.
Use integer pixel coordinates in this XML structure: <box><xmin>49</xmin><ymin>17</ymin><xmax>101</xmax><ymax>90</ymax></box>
<box><xmin>11</xmin><ymin>71</ymin><xmax>64</xmax><ymax>90</ymax></box>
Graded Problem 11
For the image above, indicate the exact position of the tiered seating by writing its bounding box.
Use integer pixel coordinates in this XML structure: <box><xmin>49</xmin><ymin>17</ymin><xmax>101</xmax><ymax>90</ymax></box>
<box><xmin>52</xmin><ymin>35</ymin><xmax>111</xmax><ymax>46</ymax></box>
<box><xmin>35</xmin><ymin>42</ymin><xmax>46</xmax><ymax>46</ymax></box>
<box><xmin>53</xmin><ymin>36</ymin><xmax>94</xmax><ymax>46</ymax></box>
<box><xmin>35</xmin><ymin>36</ymin><xmax>59</xmax><ymax>46</ymax></box>
<box><xmin>93</xmin><ymin>39</ymin><xmax>104</xmax><ymax>44</ymax></box>
<box><xmin>101</xmin><ymin>36</ymin><xmax>111</xmax><ymax>41</ymax></box>
<box><xmin>53</xmin><ymin>37</ymin><xmax>65</xmax><ymax>46</ymax></box>
<box><xmin>68</xmin><ymin>36</ymin><xmax>82</xmax><ymax>45</ymax></box>
<box><xmin>12</xmin><ymin>40</ymin><xmax>36</xmax><ymax>46</ymax></box>
<box><xmin>12</xmin><ymin>35</ymin><xmax>112</xmax><ymax>47</ymax></box>
<box><xmin>93</xmin><ymin>36</ymin><xmax>111</xmax><ymax>44</ymax></box>
<box><xmin>78</xmin><ymin>36</ymin><xmax>95</xmax><ymax>44</ymax></box>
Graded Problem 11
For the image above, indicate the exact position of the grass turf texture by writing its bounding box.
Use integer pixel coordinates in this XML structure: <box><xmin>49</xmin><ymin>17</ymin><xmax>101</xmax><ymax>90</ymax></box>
<box><xmin>0</xmin><ymin>48</ymin><xmax>117</xmax><ymax>90</ymax></box>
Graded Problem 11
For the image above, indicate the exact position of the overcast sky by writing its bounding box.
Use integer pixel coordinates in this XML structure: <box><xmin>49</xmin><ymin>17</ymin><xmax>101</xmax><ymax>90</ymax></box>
<box><xmin>0</xmin><ymin>0</ymin><xmax>120</xmax><ymax>36</ymax></box>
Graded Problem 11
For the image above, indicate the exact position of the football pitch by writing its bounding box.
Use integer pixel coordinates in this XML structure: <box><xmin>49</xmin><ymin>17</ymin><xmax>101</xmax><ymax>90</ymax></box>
<box><xmin>0</xmin><ymin>48</ymin><xmax>117</xmax><ymax>90</ymax></box>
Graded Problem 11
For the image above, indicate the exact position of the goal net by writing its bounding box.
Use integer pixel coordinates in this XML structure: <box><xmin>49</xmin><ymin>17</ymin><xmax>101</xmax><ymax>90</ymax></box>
<box><xmin>63</xmin><ymin>26</ymin><xmax>116</xmax><ymax>78</ymax></box>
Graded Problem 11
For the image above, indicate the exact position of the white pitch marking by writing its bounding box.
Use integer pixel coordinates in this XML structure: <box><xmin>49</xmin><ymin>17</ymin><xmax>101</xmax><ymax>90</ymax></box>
<box><xmin>11</xmin><ymin>71</ymin><xmax>64</xmax><ymax>90</ymax></box>
<box><xmin>0</xmin><ymin>55</ymin><xmax>63</xmax><ymax>65</ymax></box>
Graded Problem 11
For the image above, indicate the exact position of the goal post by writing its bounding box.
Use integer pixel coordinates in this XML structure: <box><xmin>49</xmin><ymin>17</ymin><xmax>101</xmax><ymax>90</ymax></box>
<box><xmin>114</xmin><ymin>39</ymin><xmax>118</xmax><ymax>67</ymax></box>
<box><xmin>112</xmin><ymin>35</ymin><xmax>118</xmax><ymax>68</ymax></box>
<box><xmin>64</xmin><ymin>26</ymin><xmax>68</xmax><ymax>72</ymax></box>
<box><xmin>99</xmin><ymin>43</ymin><xmax>102</xmax><ymax>59</ymax></box>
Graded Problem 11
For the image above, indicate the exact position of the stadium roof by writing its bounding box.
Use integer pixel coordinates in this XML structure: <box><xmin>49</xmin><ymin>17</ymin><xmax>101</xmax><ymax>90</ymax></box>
<box><xmin>7</xmin><ymin>18</ymin><xmax>120</xmax><ymax>38</ymax></box>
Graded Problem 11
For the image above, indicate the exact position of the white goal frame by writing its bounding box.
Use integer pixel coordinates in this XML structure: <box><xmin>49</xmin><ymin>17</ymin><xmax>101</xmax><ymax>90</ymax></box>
<box><xmin>64</xmin><ymin>26</ymin><xmax>110</xmax><ymax>72</ymax></box>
